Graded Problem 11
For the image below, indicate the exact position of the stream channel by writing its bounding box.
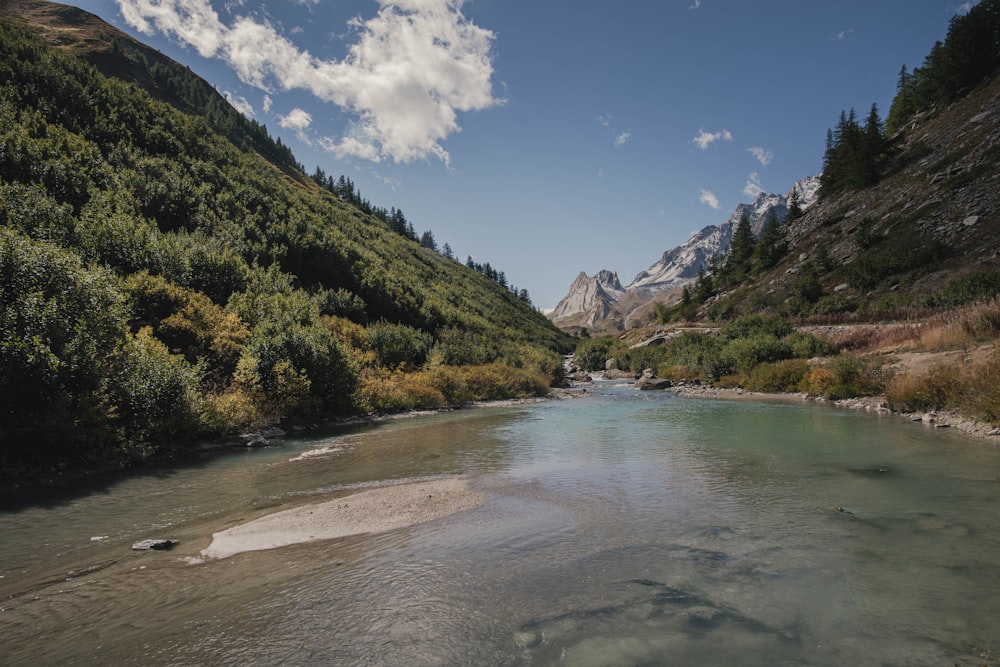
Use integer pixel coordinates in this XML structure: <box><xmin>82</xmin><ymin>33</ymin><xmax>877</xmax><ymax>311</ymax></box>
<box><xmin>2</xmin><ymin>385</ymin><xmax>1000</xmax><ymax>665</ymax></box>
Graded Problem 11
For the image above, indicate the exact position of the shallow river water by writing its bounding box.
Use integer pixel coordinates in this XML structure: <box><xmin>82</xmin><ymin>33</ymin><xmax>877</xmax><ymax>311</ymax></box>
<box><xmin>3</xmin><ymin>386</ymin><xmax>1000</xmax><ymax>666</ymax></box>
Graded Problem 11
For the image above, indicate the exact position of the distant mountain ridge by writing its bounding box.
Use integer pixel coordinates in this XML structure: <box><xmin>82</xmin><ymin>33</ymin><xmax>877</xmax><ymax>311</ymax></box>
<box><xmin>550</xmin><ymin>176</ymin><xmax>820</xmax><ymax>333</ymax></box>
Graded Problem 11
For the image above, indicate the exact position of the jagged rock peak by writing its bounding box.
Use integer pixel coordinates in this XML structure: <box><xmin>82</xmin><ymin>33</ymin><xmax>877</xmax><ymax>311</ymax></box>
<box><xmin>549</xmin><ymin>269</ymin><xmax>624</xmax><ymax>324</ymax></box>
<box><xmin>787</xmin><ymin>174</ymin><xmax>821</xmax><ymax>206</ymax></box>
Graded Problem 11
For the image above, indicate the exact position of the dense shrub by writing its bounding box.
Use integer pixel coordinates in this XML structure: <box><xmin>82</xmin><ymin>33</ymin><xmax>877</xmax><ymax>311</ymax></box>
<box><xmin>846</xmin><ymin>234</ymin><xmax>950</xmax><ymax>290</ymax></box>
<box><xmin>823</xmin><ymin>354</ymin><xmax>888</xmax><ymax>399</ymax></box>
<box><xmin>461</xmin><ymin>363</ymin><xmax>548</xmax><ymax>401</ymax></box>
<box><xmin>0</xmin><ymin>230</ymin><xmax>128</xmax><ymax>464</ymax></box>
<box><xmin>745</xmin><ymin>359</ymin><xmax>810</xmax><ymax>392</ymax></box>
<box><xmin>720</xmin><ymin>315</ymin><xmax>794</xmax><ymax>341</ymax></box>
<box><xmin>723</xmin><ymin>335</ymin><xmax>792</xmax><ymax>374</ymax></box>
<box><xmin>429</xmin><ymin>327</ymin><xmax>502</xmax><ymax>367</ymax></box>
<box><xmin>573</xmin><ymin>336</ymin><xmax>618</xmax><ymax>371</ymax></box>
<box><xmin>108</xmin><ymin>327</ymin><xmax>203</xmax><ymax>453</ymax></box>
<box><xmin>787</xmin><ymin>331</ymin><xmax>835</xmax><ymax>358</ymax></box>
<box><xmin>243</xmin><ymin>320</ymin><xmax>358</xmax><ymax>417</ymax></box>
<box><xmin>923</xmin><ymin>270</ymin><xmax>1000</xmax><ymax>308</ymax></box>
<box><xmin>366</xmin><ymin>320</ymin><xmax>433</xmax><ymax>369</ymax></box>
<box><xmin>619</xmin><ymin>344</ymin><xmax>668</xmax><ymax>374</ymax></box>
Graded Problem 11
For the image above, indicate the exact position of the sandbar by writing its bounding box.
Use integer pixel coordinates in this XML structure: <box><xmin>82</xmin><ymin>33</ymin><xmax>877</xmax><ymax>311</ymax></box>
<box><xmin>200</xmin><ymin>477</ymin><xmax>484</xmax><ymax>560</ymax></box>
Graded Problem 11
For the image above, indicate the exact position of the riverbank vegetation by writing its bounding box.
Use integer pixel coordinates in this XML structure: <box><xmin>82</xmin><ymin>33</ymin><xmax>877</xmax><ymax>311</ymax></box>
<box><xmin>0</xmin><ymin>17</ymin><xmax>570</xmax><ymax>474</ymax></box>
<box><xmin>575</xmin><ymin>301</ymin><xmax>1000</xmax><ymax>426</ymax></box>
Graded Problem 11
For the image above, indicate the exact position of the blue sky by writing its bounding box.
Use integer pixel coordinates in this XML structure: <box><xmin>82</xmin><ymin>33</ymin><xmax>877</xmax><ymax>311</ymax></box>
<box><xmin>66</xmin><ymin>0</ymin><xmax>967</xmax><ymax>308</ymax></box>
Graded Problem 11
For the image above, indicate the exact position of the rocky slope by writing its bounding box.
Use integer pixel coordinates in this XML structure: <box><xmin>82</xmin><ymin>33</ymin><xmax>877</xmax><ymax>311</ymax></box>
<box><xmin>550</xmin><ymin>176</ymin><xmax>819</xmax><ymax>333</ymax></box>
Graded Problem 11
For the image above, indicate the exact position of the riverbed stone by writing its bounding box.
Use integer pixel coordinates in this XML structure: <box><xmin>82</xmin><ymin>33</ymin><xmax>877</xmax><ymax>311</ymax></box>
<box><xmin>132</xmin><ymin>538</ymin><xmax>176</xmax><ymax>551</ymax></box>
<box><xmin>636</xmin><ymin>375</ymin><xmax>672</xmax><ymax>390</ymax></box>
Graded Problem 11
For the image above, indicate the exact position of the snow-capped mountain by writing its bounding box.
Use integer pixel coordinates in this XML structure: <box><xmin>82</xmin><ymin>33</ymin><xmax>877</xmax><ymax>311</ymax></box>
<box><xmin>549</xmin><ymin>176</ymin><xmax>820</xmax><ymax>332</ymax></box>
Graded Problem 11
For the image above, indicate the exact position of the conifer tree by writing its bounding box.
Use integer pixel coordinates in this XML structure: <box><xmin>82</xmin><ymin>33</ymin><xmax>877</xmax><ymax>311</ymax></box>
<box><xmin>787</xmin><ymin>188</ymin><xmax>803</xmax><ymax>223</ymax></box>
<box><xmin>721</xmin><ymin>214</ymin><xmax>755</xmax><ymax>284</ymax></box>
<box><xmin>752</xmin><ymin>210</ymin><xmax>787</xmax><ymax>273</ymax></box>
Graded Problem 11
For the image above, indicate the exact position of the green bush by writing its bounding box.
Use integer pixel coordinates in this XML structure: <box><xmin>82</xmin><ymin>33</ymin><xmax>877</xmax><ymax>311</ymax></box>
<box><xmin>573</xmin><ymin>336</ymin><xmax>617</xmax><ymax>371</ymax></box>
<box><xmin>0</xmin><ymin>229</ymin><xmax>128</xmax><ymax>464</ymax></box>
<box><xmin>619</xmin><ymin>344</ymin><xmax>668</xmax><ymax>373</ymax></box>
<box><xmin>722</xmin><ymin>335</ymin><xmax>792</xmax><ymax>375</ymax></box>
<box><xmin>366</xmin><ymin>320</ymin><xmax>433</xmax><ymax>369</ymax></box>
<box><xmin>824</xmin><ymin>353</ymin><xmax>886</xmax><ymax>399</ymax></box>
<box><xmin>244</xmin><ymin>320</ymin><xmax>358</xmax><ymax>417</ymax></box>
<box><xmin>743</xmin><ymin>359</ymin><xmax>810</xmax><ymax>392</ymax></box>
<box><xmin>108</xmin><ymin>327</ymin><xmax>203</xmax><ymax>453</ymax></box>
<box><xmin>720</xmin><ymin>315</ymin><xmax>794</xmax><ymax>341</ymax></box>
<box><xmin>428</xmin><ymin>327</ymin><xmax>502</xmax><ymax>367</ymax></box>
<box><xmin>787</xmin><ymin>331</ymin><xmax>834</xmax><ymax>358</ymax></box>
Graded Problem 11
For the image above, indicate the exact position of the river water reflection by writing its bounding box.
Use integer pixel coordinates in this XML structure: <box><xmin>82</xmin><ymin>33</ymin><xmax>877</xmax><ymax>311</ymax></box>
<box><xmin>2</xmin><ymin>386</ymin><xmax>1000</xmax><ymax>665</ymax></box>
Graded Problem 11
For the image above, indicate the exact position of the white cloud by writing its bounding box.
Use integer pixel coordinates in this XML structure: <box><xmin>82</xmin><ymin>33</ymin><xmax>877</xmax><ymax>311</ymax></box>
<box><xmin>689</xmin><ymin>0</ymin><xmax>701</xmax><ymax>8</ymax></box>
<box><xmin>748</xmin><ymin>146</ymin><xmax>773</xmax><ymax>166</ymax></box>
<box><xmin>835</xmin><ymin>28</ymin><xmax>854</xmax><ymax>41</ymax></box>
<box><xmin>743</xmin><ymin>172</ymin><xmax>763</xmax><ymax>198</ymax></box>
<box><xmin>597</xmin><ymin>112</ymin><xmax>630</xmax><ymax>147</ymax></box>
<box><xmin>262</xmin><ymin>94</ymin><xmax>272</xmax><ymax>112</ymax></box>
<box><xmin>699</xmin><ymin>189</ymin><xmax>721</xmax><ymax>209</ymax></box>
<box><xmin>958</xmin><ymin>2</ymin><xmax>974</xmax><ymax>14</ymax></box>
<box><xmin>116</xmin><ymin>0</ymin><xmax>500</xmax><ymax>165</ymax></box>
<box><xmin>280</xmin><ymin>107</ymin><xmax>313</xmax><ymax>144</ymax></box>
<box><xmin>224</xmin><ymin>90</ymin><xmax>254</xmax><ymax>117</ymax></box>
<box><xmin>692</xmin><ymin>128</ymin><xmax>732</xmax><ymax>150</ymax></box>
<box><xmin>280</xmin><ymin>107</ymin><xmax>312</xmax><ymax>130</ymax></box>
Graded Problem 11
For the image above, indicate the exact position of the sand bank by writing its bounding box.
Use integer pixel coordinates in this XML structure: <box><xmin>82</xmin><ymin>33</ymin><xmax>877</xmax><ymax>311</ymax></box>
<box><xmin>200</xmin><ymin>477</ymin><xmax>485</xmax><ymax>560</ymax></box>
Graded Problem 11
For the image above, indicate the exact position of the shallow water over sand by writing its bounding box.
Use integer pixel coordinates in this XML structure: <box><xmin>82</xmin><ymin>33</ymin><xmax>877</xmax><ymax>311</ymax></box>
<box><xmin>3</xmin><ymin>387</ymin><xmax>1000</xmax><ymax>665</ymax></box>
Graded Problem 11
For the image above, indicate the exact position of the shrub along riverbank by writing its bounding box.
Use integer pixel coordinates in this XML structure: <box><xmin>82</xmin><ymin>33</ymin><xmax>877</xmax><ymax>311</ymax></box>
<box><xmin>573</xmin><ymin>307</ymin><xmax>1000</xmax><ymax>429</ymax></box>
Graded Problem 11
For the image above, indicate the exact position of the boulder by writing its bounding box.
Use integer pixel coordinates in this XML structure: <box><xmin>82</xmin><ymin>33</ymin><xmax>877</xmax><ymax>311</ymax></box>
<box><xmin>132</xmin><ymin>539</ymin><xmax>176</xmax><ymax>551</ymax></box>
<box><xmin>636</xmin><ymin>375</ymin><xmax>672</xmax><ymax>390</ymax></box>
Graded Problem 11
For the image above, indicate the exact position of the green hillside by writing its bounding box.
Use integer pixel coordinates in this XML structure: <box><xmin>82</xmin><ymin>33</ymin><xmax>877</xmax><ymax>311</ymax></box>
<box><xmin>0</xmin><ymin>8</ymin><xmax>571</xmax><ymax>473</ymax></box>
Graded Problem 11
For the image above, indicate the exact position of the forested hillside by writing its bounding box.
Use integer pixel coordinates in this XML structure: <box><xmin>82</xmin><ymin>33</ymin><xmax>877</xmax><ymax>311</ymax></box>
<box><xmin>0</xmin><ymin>10</ymin><xmax>570</xmax><ymax>473</ymax></box>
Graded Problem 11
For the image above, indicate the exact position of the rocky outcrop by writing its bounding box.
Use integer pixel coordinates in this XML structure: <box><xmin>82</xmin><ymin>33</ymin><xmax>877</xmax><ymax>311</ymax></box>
<box><xmin>549</xmin><ymin>270</ymin><xmax>626</xmax><ymax>330</ymax></box>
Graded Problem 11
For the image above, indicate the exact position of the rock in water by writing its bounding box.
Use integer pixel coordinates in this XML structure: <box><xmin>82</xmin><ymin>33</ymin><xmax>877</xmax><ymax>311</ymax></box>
<box><xmin>132</xmin><ymin>539</ymin><xmax>176</xmax><ymax>551</ymax></box>
<box><xmin>636</xmin><ymin>375</ymin><xmax>672</xmax><ymax>390</ymax></box>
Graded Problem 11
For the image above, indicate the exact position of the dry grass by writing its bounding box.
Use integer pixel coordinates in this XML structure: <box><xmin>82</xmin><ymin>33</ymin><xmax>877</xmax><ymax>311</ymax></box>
<box><xmin>824</xmin><ymin>300</ymin><xmax>1000</xmax><ymax>354</ymax></box>
<box><xmin>885</xmin><ymin>348</ymin><xmax>1000</xmax><ymax>425</ymax></box>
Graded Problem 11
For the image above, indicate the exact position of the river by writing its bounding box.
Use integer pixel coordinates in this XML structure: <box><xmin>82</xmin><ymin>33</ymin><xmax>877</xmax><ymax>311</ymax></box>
<box><xmin>2</xmin><ymin>386</ymin><xmax>999</xmax><ymax>666</ymax></box>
